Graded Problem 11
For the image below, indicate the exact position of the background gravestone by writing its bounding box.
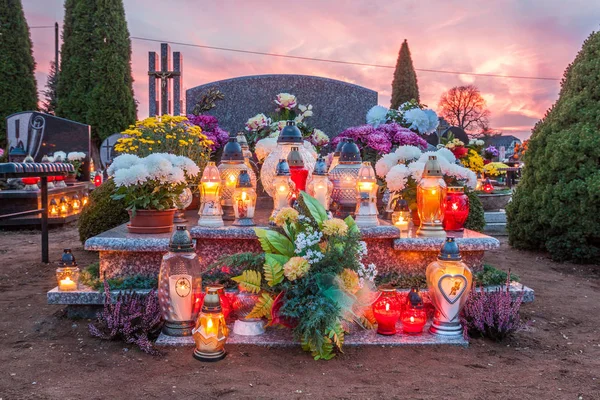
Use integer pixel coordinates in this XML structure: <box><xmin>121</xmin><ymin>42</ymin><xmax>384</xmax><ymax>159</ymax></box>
<box><xmin>6</xmin><ymin>112</ymin><xmax>91</xmax><ymax>180</ymax></box>
<box><xmin>100</xmin><ymin>133</ymin><xmax>124</xmax><ymax>168</ymax></box>
<box><xmin>186</xmin><ymin>74</ymin><xmax>378</xmax><ymax>137</ymax></box>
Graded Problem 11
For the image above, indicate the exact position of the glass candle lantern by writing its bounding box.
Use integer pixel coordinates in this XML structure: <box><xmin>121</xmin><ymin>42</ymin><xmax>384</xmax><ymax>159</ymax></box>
<box><xmin>401</xmin><ymin>287</ymin><xmax>427</xmax><ymax>334</ymax></box>
<box><xmin>391</xmin><ymin>197</ymin><xmax>411</xmax><ymax>235</ymax></box>
<box><xmin>232</xmin><ymin>289</ymin><xmax>265</xmax><ymax>336</ymax></box>
<box><xmin>59</xmin><ymin>196</ymin><xmax>69</xmax><ymax>216</ymax></box>
<box><xmin>236</xmin><ymin>132</ymin><xmax>254</xmax><ymax>170</ymax></box>
<box><xmin>330</xmin><ymin>139</ymin><xmax>362</xmax><ymax>218</ymax></box>
<box><xmin>218</xmin><ymin>138</ymin><xmax>257</xmax><ymax>221</ymax></box>
<box><xmin>192</xmin><ymin>285</ymin><xmax>229</xmax><ymax>362</ymax></box>
<box><xmin>54</xmin><ymin>174</ymin><xmax>67</xmax><ymax>188</ymax></box>
<box><xmin>328</xmin><ymin>139</ymin><xmax>346</xmax><ymax>173</ymax></box>
<box><xmin>94</xmin><ymin>171</ymin><xmax>103</xmax><ymax>187</ymax></box>
<box><xmin>306</xmin><ymin>156</ymin><xmax>333</xmax><ymax>211</ymax></box>
<box><xmin>426</xmin><ymin>237</ymin><xmax>473</xmax><ymax>336</ymax></box>
<box><xmin>82</xmin><ymin>192</ymin><xmax>89</xmax><ymax>207</ymax></box>
<box><xmin>22</xmin><ymin>176</ymin><xmax>40</xmax><ymax>191</ymax></box>
<box><xmin>71</xmin><ymin>194</ymin><xmax>81</xmax><ymax>213</ymax></box>
<box><xmin>271</xmin><ymin>159</ymin><xmax>295</xmax><ymax>222</ymax></box>
<box><xmin>260</xmin><ymin>121</ymin><xmax>316</xmax><ymax>198</ymax></box>
<box><xmin>158</xmin><ymin>226</ymin><xmax>203</xmax><ymax>337</ymax></box>
<box><xmin>482</xmin><ymin>178</ymin><xmax>494</xmax><ymax>193</ymax></box>
<box><xmin>443</xmin><ymin>187</ymin><xmax>469</xmax><ymax>232</ymax></box>
<box><xmin>355</xmin><ymin>162</ymin><xmax>379</xmax><ymax>227</ymax></box>
<box><xmin>56</xmin><ymin>248</ymin><xmax>80</xmax><ymax>291</ymax></box>
<box><xmin>372</xmin><ymin>287</ymin><xmax>402</xmax><ymax>335</ymax></box>
<box><xmin>174</xmin><ymin>187</ymin><xmax>194</xmax><ymax>223</ymax></box>
<box><xmin>287</xmin><ymin>146</ymin><xmax>309</xmax><ymax>194</ymax></box>
<box><xmin>49</xmin><ymin>199</ymin><xmax>59</xmax><ymax>216</ymax></box>
<box><xmin>198</xmin><ymin>161</ymin><xmax>224</xmax><ymax>227</ymax></box>
<box><xmin>417</xmin><ymin>156</ymin><xmax>447</xmax><ymax>237</ymax></box>
<box><xmin>232</xmin><ymin>170</ymin><xmax>257</xmax><ymax>226</ymax></box>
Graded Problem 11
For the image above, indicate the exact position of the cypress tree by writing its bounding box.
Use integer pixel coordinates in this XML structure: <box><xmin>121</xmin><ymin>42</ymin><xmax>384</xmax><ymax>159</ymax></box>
<box><xmin>41</xmin><ymin>61</ymin><xmax>58</xmax><ymax>115</ymax></box>
<box><xmin>0</xmin><ymin>0</ymin><xmax>38</xmax><ymax>147</ymax></box>
<box><xmin>390</xmin><ymin>39</ymin><xmax>420</xmax><ymax>109</ymax></box>
<box><xmin>506</xmin><ymin>31</ymin><xmax>600</xmax><ymax>263</ymax></box>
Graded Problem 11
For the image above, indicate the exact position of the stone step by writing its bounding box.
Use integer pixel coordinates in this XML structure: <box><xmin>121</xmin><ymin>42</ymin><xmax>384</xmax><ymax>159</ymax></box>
<box><xmin>484</xmin><ymin>222</ymin><xmax>507</xmax><ymax>236</ymax></box>
<box><xmin>485</xmin><ymin>211</ymin><xmax>507</xmax><ymax>223</ymax></box>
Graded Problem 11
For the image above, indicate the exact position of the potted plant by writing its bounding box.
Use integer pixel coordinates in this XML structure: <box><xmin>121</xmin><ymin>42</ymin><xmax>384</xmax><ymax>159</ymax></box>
<box><xmin>109</xmin><ymin>153</ymin><xmax>200</xmax><ymax>233</ymax></box>
<box><xmin>66</xmin><ymin>151</ymin><xmax>86</xmax><ymax>183</ymax></box>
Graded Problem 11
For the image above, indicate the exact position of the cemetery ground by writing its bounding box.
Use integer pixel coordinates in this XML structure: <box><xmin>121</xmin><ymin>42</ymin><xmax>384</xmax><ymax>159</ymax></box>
<box><xmin>0</xmin><ymin>225</ymin><xmax>598</xmax><ymax>400</ymax></box>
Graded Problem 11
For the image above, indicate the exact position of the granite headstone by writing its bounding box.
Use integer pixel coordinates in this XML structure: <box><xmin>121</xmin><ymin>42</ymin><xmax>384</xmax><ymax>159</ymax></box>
<box><xmin>100</xmin><ymin>133</ymin><xmax>124</xmax><ymax>168</ymax></box>
<box><xmin>6</xmin><ymin>111</ymin><xmax>91</xmax><ymax>180</ymax></box>
<box><xmin>186</xmin><ymin>74</ymin><xmax>378</xmax><ymax>137</ymax></box>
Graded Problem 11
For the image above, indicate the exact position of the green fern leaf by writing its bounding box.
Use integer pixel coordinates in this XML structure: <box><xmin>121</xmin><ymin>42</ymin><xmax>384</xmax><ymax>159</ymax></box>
<box><xmin>327</xmin><ymin>323</ymin><xmax>345</xmax><ymax>351</ymax></box>
<box><xmin>263</xmin><ymin>254</ymin><xmax>287</xmax><ymax>287</ymax></box>
<box><xmin>255</xmin><ymin>228</ymin><xmax>278</xmax><ymax>253</ymax></box>
<box><xmin>247</xmin><ymin>292</ymin><xmax>273</xmax><ymax>319</ymax></box>
<box><xmin>231</xmin><ymin>270</ymin><xmax>262</xmax><ymax>293</ymax></box>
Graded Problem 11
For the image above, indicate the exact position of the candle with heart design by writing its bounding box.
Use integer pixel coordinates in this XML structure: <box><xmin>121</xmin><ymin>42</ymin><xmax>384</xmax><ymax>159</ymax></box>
<box><xmin>426</xmin><ymin>237</ymin><xmax>473</xmax><ymax>336</ymax></box>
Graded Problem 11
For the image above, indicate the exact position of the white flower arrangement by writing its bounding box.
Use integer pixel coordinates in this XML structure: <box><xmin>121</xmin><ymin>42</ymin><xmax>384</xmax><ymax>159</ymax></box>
<box><xmin>255</xmin><ymin>137</ymin><xmax>278</xmax><ymax>162</ymax></box>
<box><xmin>366</xmin><ymin>105</ymin><xmax>389</xmax><ymax>128</ymax></box>
<box><xmin>245</xmin><ymin>113</ymin><xmax>271</xmax><ymax>131</ymax></box>
<box><xmin>386</xmin><ymin>164</ymin><xmax>409</xmax><ymax>191</ymax></box>
<box><xmin>374</xmin><ymin>145</ymin><xmax>423</xmax><ymax>178</ymax></box>
<box><xmin>295</xmin><ymin>104</ymin><xmax>313</xmax><ymax>123</ymax></box>
<box><xmin>53</xmin><ymin>151</ymin><xmax>67</xmax><ymax>162</ymax></box>
<box><xmin>366</xmin><ymin>103</ymin><xmax>440</xmax><ymax>134</ymax></box>
<box><xmin>67</xmin><ymin>151</ymin><xmax>86</xmax><ymax>162</ymax></box>
<box><xmin>275</xmin><ymin>93</ymin><xmax>297</xmax><ymax>110</ymax></box>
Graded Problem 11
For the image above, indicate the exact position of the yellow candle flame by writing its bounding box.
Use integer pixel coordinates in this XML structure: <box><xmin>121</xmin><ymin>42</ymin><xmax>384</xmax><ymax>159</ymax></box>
<box><xmin>385</xmin><ymin>303</ymin><xmax>390</xmax><ymax>312</ymax></box>
<box><xmin>410</xmin><ymin>316</ymin><xmax>415</xmax><ymax>323</ymax></box>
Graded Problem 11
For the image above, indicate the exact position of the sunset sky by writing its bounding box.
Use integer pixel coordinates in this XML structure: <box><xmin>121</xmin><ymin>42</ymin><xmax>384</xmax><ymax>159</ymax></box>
<box><xmin>22</xmin><ymin>0</ymin><xmax>600</xmax><ymax>140</ymax></box>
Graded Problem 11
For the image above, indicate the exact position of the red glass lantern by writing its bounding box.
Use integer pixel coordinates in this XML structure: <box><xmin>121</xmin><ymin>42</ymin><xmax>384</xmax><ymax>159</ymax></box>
<box><xmin>94</xmin><ymin>173</ymin><xmax>103</xmax><ymax>187</ymax></box>
<box><xmin>401</xmin><ymin>288</ymin><xmax>427</xmax><ymax>334</ymax></box>
<box><xmin>22</xmin><ymin>176</ymin><xmax>40</xmax><ymax>191</ymax></box>
<box><xmin>443</xmin><ymin>187</ymin><xmax>470</xmax><ymax>232</ymax></box>
<box><xmin>287</xmin><ymin>146</ymin><xmax>308</xmax><ymax>193</ymax></box>
<box><xmin>372</xmin><ymin>287</ymin><xmax>402</xmax><ymax>335</ymax></box>
<box><xmin>482</xmin><ymin>178</ymin><xmax>494</xmax><ymax>193</ymax></box>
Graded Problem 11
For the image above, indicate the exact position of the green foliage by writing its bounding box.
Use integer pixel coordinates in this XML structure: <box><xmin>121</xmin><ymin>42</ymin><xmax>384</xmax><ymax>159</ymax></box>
<box><xmin>232</xmin><ymin>270</ymin><xmax>262</xmax><ymax>293</ymax></box>
<box><xmin>507</xmin><ymin>31</ymin><xmax>600</xmax><ymax>263</ymax></box>
<box><xmin>41</xmin><ymin>61</ymin><xmax>58</xmax><ymax>115</ymax></box>
<box><xmin>474</xmin><ymin>264</ymin><xmax>519</xmax><ymax>287</ymax></box>
<box><xmin>465</xmin><ymin>190</ymin><xmax>485</xmax><ymax>232</ymax></box>
<box><xmin>190</xmin><ymin>87</ymin><xmax>224</xmax><ymax>115</ymax></box>
<box><xmin>247</xmin><ymin>292</ymin><xmax>274</xmax><ymax>319</ymax></box>
<box><xmin>202</xmin><ymin>252</ymin><xmax>264</xmax><ymax>288</ymax></box>
<box><xmin>302</xmin><ymin>191</ymin><xmax>328</xmax><ymax>227</ymax></box>
<box><xmin>263</xmin><ymin>254</ymin><xmax>286</xmax><ymax>287</ymax></box>
<box><xmin>78</xmin><ymin>179</ymin><xmax>129</xmax><ymax>243</ymax></box>
<box><xmin>390</xmin><ymin>39</ymin><xmax>420</xmax><ymax>109</ymax></box>
<box><xmin>0</xmin><ymin>0</ymin><xmax>38</xmax><ymax>147</ymax></box>
<box><xmin>79</xmin><ymin>262</ymin><xmax>157</xmax><ymax>291</ymax></box>
<box><xmin>56</xmin><ymin>0</ymin><xmax>136</xmax><ymax>145</ymax></box>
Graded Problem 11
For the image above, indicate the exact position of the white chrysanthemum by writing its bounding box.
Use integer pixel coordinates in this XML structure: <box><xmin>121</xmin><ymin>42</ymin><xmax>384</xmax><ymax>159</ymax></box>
<box><xmin>143</xmin><ymin>153</ymin><xmax>173</xmax><ymax>182</ymax></box>
<box><xmin>375</xmin><ymin>153</ymin><xmax>401</xmax><ymax>178</ymax></box>
<box><xmin>108</xmin><ymin>154</ymin><xmax>141</xmax><ymax>175</ymax></box>
<box><xmin>395</xmin><ymin>145</ymin><xmax>423</xmax><ymax>162</ymax></box>
<box><xmin>303</xmin><ymin>141</ymin><xmax>318</xmax><ymax>159</ymax></box>
<box><xmin>171</xmin><ymin>155</ymin><xmax>200</xmax><ymax>177</ymax></box>
<box><xmin>476</xmin><ymin>140</ymin><xmax>485</xmax><ymax>146</ymax></box>
<box><xmin>53</xmin><ymin>151</ymin><xmax>67</xmax><ymax>161</ymax></box>
<box><xmin>255</xmin><ymin>137</ymin><xmax>278</xmax><ymax>162</ymax></box>
<box><xmin>408</xmin><ymin>161</ymin><xmax>426</xmax><ymax>181</ymax></box>
<box><xmin>113</xmin><ymin>164</ymin><xmax>149</xmax><ymax>187</ymax></box>
<box><xmin>168</xmin><ymin>166</ymin><xmax>187</xmax><ymax>185</ymax></box>
<box><xmin>386</xmin><ymin>164</ymin><xmax>409</xmax><ymax>192</ymax></box>
<box><xmin>366</xmin><ymin>105</ymin><xmax>389</xmax><ymax>128</ymax></box>
<box><xmin>435</xmin><ymin>147</ymin><xmax>456</xmax><ymax>164</ymax></box>
<box><xmin>423</xmin><ymin>109</ymin><xmax>439</xmax><ymax>134</ymax></box>
<box><xmin>403</xmin><ymin>108</ymin><xmax>430</xmax><ymax>134</ymax></box>
<box><xmin>67</xmin><ymin>151</ymin><xmax>86</xmax><ymax>161</ymax></box>
<box><xmin>466</xmin><ymin>169</ymin><xmax>478</xmax><ymax>189</ymax></box>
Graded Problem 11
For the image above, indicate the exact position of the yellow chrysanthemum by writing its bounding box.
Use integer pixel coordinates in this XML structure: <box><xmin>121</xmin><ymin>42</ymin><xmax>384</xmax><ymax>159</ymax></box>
<box><xmin>460</xmin><ymin>149</ymin><xmax>484</xmax><ymax>174</ymax></box>
<box><xmin>340</xmin><ymin>269</ymin><xmax>360</xmax><ymax>294</ymax></box>
<box><xmin>283</xmin><ymin>257</ymin><xmax>310</xmax><ymax>281</ymax></box>
<box><xmin>322</xmin><ymin>218</ymin><xmax>348</xmax><ymax>236</ymax></box>
<box><xmin>274</xmin><ymin>207</ymin><xmax>299</xmax><ymax>226</ymax></box>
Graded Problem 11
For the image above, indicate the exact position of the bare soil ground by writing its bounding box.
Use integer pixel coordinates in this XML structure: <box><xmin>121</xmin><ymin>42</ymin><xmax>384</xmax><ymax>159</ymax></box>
<box><xmin>0</xmin><ymin>223</ymin><xmax>599</xmax><ymax>400</ymax></box>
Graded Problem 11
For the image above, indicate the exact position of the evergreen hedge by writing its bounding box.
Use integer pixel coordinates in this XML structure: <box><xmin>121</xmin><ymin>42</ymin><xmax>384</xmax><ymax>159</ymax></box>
<box><xmin>507</xmin><ymin>31</ymin><xmax>600</xmax><ymax>263</ymax></box>
<box><xmin>78</xmin><ymin>179</ymin><xmax>129</xmax><ymax>243</ymax></box>
<box><xmin>390</xmin><ymin>39</ymin><xmax>420</xmax><ymax>109</ymax></box>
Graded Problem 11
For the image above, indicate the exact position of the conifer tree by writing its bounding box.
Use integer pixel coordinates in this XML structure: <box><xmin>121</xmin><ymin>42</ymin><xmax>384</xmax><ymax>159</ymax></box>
<box><xmin>390</xmin><ymin>39</ymin><xmax>420</xmax><ymax>109</ymax></box>
<box><xmin>41</xmin><ymin>61</ymin><xmax>58</xmax><ymax>115</ymax></box>
<box><xmin>0</xmin><ymin>0</ymin><xmax>38</xmax><ymax>147</ymax></box>
<box><xmin>507</xmin><ymin>31</ymin><xmax>600</xmax><ymax>263</ymax></box>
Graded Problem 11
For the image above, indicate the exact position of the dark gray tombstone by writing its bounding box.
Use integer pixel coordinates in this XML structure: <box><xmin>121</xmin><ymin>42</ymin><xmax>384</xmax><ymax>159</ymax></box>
<box><xmin>6</xmin><ymin>112</ymin><xmax>91</xmax><ymax>180</ymax></box>
<box><xmin>186</xmin><ymin>74</ymin><xmax>378</xmax><ymax>137</ymax></box>
<box><xmin>100</xmin><ymin>133</ymin><xmax>124</xmax><ymax>168</ymax></box>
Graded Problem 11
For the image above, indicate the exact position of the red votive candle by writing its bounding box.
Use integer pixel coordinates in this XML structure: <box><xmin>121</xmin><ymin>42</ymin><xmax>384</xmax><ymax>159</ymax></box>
<box><xmin>372</xmin><ymin>287</ymin><xmax>401</xmax><ymax>335</ymax></box>
<box><xmin>401</xmin><ymin>307</ymin><xmax>427</xmax><ymax>334</ymax></box>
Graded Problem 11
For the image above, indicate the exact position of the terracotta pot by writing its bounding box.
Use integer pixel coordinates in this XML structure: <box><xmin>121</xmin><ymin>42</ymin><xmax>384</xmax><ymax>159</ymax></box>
<box><xmin>127</xmin><ymin>208</ymin><xmax>176</xmax><ymax>234</ymax></box>
<box><xmin>65</xmin><ymin>174</ymin><xmax>77</xmax><ymax>184</ymax></box>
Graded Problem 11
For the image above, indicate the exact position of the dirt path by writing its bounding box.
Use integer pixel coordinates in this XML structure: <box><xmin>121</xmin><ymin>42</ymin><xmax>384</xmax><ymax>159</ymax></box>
<box><xmin>0</xmin><ymin>224</ymin><xmax>598</xmax><ymax>399</ymax></box>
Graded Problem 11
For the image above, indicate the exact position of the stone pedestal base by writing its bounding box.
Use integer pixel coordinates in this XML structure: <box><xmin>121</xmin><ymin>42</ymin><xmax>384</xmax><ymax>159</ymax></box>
<box><xmin>429</xmin><ymin>319</ymin><xmax>463</xmax><ymax>337</ymax></box>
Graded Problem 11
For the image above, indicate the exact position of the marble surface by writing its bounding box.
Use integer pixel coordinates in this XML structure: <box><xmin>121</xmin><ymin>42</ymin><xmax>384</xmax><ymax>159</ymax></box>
<box><xmin>393</xmin><ymin>229</ymin><xmax>500</xmax><ymax>251</ymax></box>
<box><xmin>47</xmin><ymin>286</ymin><xmax>152</xmax><ymax>305</ymax></box>
<box><xmin>156</xmin><ymin>322</ymin><xmax>468</xmax><ymax>347</ymax></box>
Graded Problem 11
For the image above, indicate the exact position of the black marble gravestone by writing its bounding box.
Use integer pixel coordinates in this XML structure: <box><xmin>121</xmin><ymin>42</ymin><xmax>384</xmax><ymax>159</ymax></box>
<box><xmin>6</xmin><ymin>112</ymin><xmax>91</xmax><ymax>181</ymax></box>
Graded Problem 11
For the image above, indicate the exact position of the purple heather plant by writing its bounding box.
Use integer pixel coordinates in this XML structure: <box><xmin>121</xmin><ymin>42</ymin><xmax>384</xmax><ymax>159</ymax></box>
<box><xmin>459</xmin><ymin>272</ymin><xmax>524</xmax><ymax>342</ymax></box>
<box><xmin>187</xmin><ymin>114</ymin><xmax>230</xmax><ymax>151</ymax></box>
<box><xmin>88</xmin><ymin>281</ymin><xmax>163</xmax><ymax>355</ymax></box>
<box><xmin>484</xmin><ymin>145</ymin><xmax>499</xmax><ymax>159</ymax></box>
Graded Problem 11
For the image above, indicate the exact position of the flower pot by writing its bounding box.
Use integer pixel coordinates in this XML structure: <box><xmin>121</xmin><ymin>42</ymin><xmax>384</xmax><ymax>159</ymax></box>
<box><xmin>65</xmin><ymin>174</ymin><xmax>77</xmax><ymax>184</ymax></box>
<box><xmin>477</xmin><ymin>193</ymin><xmax>511</xmax><ymax>212</ymax></box>
<box><xmin>127</xmin><ymin>208</ymin><xmax>176</xmax><ymax>234</ymax></box>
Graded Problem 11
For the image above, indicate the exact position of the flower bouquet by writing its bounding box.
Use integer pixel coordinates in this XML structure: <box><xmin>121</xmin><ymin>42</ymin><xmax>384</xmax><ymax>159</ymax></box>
<box><xmin>109</xmin><ymin>153</ymin><xmax>200</xmax><ymax>233</ymax></box>
<box><xmin>186</xmin><ymin>114</ymin><xmax>230</xmax><ymax>159</ymax></box>
<box><xmin>483</xmin><ymin>145</ymin><xmax>499</xmax><ymax>162</ymax></box>
<box><xmin>366</xmin><ymin>100</ymin><xmax>439</xmax><ymax>135</ymax></box>
<box><xmin>232</xmin><ymin>192</ymin><xmax>378</xmax><ymax>360</ymax></box>
<box><xmin>67</xmin><ymin>151</ymin><xmax>86</xmax><ymax>178</ymax></box>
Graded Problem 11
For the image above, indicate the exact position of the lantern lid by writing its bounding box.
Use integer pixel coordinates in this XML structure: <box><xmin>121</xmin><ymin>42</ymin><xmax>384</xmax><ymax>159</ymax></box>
<box><xmin>41</xmin><ymin>154</ymin><xmax>50</xmax><ymax>163</ymax></box>
<box><xmin>236</xmin><ymin>170</ymin><xmax>253</xmax><ymax>188</ymax></box>
<box><xmin>333</xmin><ymin>139</ymin><xmax>346</xmax><ymax>156</ymax></box>
<box><xmin>448</xmin><ymin>186</ymin><xmax>465</xmax><ymax>193</ymax></box>
<box><xmin>313</xmin><ymin>156</ymin><xmax>328</xmax><ymax>175</ymax></box>
<box><xmin>339</xmin><ymin>139</ymin><xmax>362</xmax><ymax>164</ymax></box>
<box><xmin>277</xmin><ymin>121</ymin><xmax>303</xmax><ymax>144</ymax></box>
<box><xmin>378</xmin><ymin>285</ymin><xmax>397</xmax><ymax>293</ymax></box>
<box><xmin>220</xmin><ymin>137</ymin><xmax>244</xmax><ymax>162</ymax></box>
<box><xmin>202</xmin><ymin>285</ymin><xmax>223</xmax><ymax>313</ymax></box>
<box><xmin>287</xmin><ymin>146</ymin><xmax>304</xmax><ymax>167</ymax></box>
<box><xmin>423</xmin><ymin>155</ymin><xmax>443</xmax><ymax>177</ymax></box>
<box><xmin>275</xmin><ymin>159</ymin><xmax>291</xmax><ymax>176</ymax></box>
<box><xmin>50</xmin><ymin>198</ymin><xmax>57</xmax><ymax>205</ymax></box>
<box><xmin>236</xmin><ymin>132</ymin><xmax>249</xmax><ymax>150</ymax></box>
<box><xmin>72</xmin><ymin>194</ymin><xmax>80</xmax><ymax>200</ymax></box>
<box><xmin>24</xmin><ymin>155</ymin><xmax>34</xmax><ymax>163</ymax></box>
<box><xmin>61</xmin><ymin>248</ymin><xmax>77</xmax><ymax>267</ymax></box>
<box><xmin>394</xmin><ymin>197</ymin><xmax>410</xmax><ymax>212</ymax></box>
<box><xmin>438</xmin><ymin>237</ymin><xmax>462</xmax><ymax>261</ymax></box>
<box><xmin>407</xmin><ymin>287</ymin><xmax>424</xmax><ymax>308</ymax></box>
<box><xmin>357</xmin><ymin>161</ymin><xmax>376</xmax><ymax>181</ymax></box>
<box><xmin>60</xmin><ymin>196</ymin><xmax>68</xmax><ymax>203</ymax></box>
<box><xmin>9</xmin><ymin>145</ymin><xmax>27</xmax><ymax>157</ymax></box>
<box><xmin>201</xmin><ymin>161</ymin><xmax>221</xmax><ymax>183</ymax></box>
<box><xmin>169</xmin><ymin>226</ymin><xmax>194</xmax><ymax>252</ymax></box>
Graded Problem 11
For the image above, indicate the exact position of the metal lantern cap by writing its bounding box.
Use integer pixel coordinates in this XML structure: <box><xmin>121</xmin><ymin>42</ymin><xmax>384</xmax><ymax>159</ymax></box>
<box><xmin>61</xmin><ymin>249</ymin><xmax>77</xmax><ymax>267</ymax></box>
<box><xmin>423</xmin><ymin>155</ymin><xmax>443</xmax><ymax>178</ymax></box>
<box><xmin>438</xmin><ymin>237</ymin><xmax>462</xmax><ymax>261</ymax></box>
<box><xmin>333</xmin><ymin>139</ymin><xmax>346</xmax><ymax>156</ymax></box>
<box><xmin>339</xmin><ymin>139</ymin><xmax>362</xmax><ymax>164</ymax></box>
<box><xmin>202</xmin><ymin>285</ymin><xmax>223</xmax><ymax>313</ymax></box>
<box><xmin>236</xmin><ymin>132</ymin><xmax>249</xmax><ymax>150</ymax></box>
<box><xmin>169</xmin><ymin>226</ymin><xmax>194</xmax><ymax>252</ymax></box>
<box><xmin>275</xmin><ymin>159</ymin><xmax>291</xmax><ymax>176</ymax></box>
<box><xmin>60</xmin><ymin>196</ymin><xmax>68</xmax><ymax>203</ymax></box>
<box><xmin>313</xmin><ymin>156</ymin><xmax>328</xmax><ymax>175</ymax></box>
<box><xmin>24</xmin><ymin>155</ymin><xmax>34</xmax><ymax>163</ymax></box>
<box><xmin>50</xmin><ymin>199</ymin><xmax>58</xmax><ymax>206</ymax></box>
<box><xmin>448</xmin><ymin>186</ymin><xmax>465</xmax><ymax>193</ymax></box>
<box><xmin>236</xmin><ymin>170</ymin><xmax>253</xmax><ymax>188</ymax></box>
<box><xmin>201</xmin><ymin>161</ymin><xmax>221</xmax><ymax>183</ymax></box>
<box><xmin>407</xmin><ymin>287</ymin><xmax>424</xmax><ymax>308</ymax></box>
<box><xmin>277</xmin><ymin>120</ymin><xmax>303</xmax><ymax>144</ymax></box>
<box><xmin>394</xmin><ymin>197</ymin><xmax>410</xmax><ymax>212</ymax></box>
<box><xmin>287</xmin><ymin>146</ymin><xmax>304</xmax><ymax>167</ymax></box>
<box><xmin>220</xmin><ymin>138</ymin><xmax>244</xmax><ymax>162</ymax></box>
